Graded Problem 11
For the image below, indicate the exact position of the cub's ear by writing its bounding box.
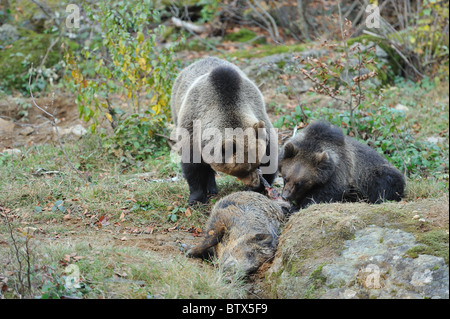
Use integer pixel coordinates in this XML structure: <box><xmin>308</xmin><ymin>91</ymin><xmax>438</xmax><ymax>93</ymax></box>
<box><xmin>281</xmin><ymin>142</ymin><xmax>296</xmax><ymax>159</ymax></box>
<box><xmin>315</xmin><ymin>151</ymin><xmax>329</xmax><ymax>164</ymax></box>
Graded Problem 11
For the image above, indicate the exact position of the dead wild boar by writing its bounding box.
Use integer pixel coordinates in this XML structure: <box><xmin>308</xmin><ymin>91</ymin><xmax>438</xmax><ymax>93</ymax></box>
<box><xmin>187</xmin><ymin>191</ymin><xmax>285</xmax><ymax>275</ymax></box>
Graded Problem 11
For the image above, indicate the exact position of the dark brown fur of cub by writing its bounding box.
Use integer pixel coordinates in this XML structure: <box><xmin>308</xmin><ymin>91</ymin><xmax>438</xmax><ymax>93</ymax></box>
<box><xmin>279</xmin><ymin>121</ymin><xmax>405</xmax><ymax>209</ymax></box>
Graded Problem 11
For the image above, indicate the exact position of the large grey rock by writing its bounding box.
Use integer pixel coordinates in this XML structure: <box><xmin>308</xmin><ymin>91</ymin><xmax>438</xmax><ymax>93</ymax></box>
<box><xmin>242</xmin><ymin>49</ymin><xmax>329</xmax><ymax>93</ymax></box>
<box><xmin>0</xmin><ymin>23</ymin><xmax>19</xmax><ymax>44</ymax></box>
<box><xmin>267</xmin><ymin>202</ymin><xmax>449</xmax><ymax>299</ymax></box>
<box><xmin>321</xmin><ymin>226</ymin><xmax>448</xmax><ymax>299</ymax></box>
<box><xmin>53</xmin><ymin>124</ymin><xmax>87</xmax><ymax>141</ymax></box>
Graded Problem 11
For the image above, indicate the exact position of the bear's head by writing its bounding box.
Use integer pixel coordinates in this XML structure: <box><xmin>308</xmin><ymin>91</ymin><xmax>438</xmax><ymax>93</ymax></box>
<box><xmin>209</xmin><ymin>121</ymin><xmax>267</xmax><ymax>188</ymax></box>
<box><xmin>279</xmin><ymin>141</ymin><xmax>336</xmax><ymax>203</ymax></box>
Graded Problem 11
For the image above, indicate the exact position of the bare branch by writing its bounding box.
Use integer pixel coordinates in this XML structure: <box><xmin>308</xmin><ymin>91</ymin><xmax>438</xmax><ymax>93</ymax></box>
<box><xmin>338</xmin><ymin>3</ymin><xmax>358</xmax><ymax>138</ymax></box>
<box><xmin>28</xmin><ymin>66</ymin><xmax>89</xmax><ymax>182</ymax></box>
<box><xmin>171</xmin><ymin>17</ymin><xmax>207</xmax><ymax>34</ymax></box>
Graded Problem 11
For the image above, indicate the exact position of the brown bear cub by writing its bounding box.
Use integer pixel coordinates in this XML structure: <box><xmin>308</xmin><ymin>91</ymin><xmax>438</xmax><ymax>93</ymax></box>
<box><xmin>171</xmin><ymin>57</ymin><xmax>277</xmax><ymax>205</ymax></box>
<box><xmin>279</xmin><ymin>121</ymin><xmax>405</xmax><ymax>209</ymax></box>
<box><xmin>187</xmin><ymin>191</ymin><xmax>284</xmax><ymax>275</ymax></box>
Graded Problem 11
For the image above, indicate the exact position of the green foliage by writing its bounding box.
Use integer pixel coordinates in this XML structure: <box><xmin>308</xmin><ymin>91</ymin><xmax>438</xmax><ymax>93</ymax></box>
<box><xmin>167</xmin><ymin>206</ymin><xmax>186</xmax><ymax>222</ymax></box>
<box><xmin>0</xmin><ymin>31</ymin><xmax>61</xmax><ymax>95</ymax></box>
<box><xmin>51</xmin><ymin>200</ymin><xmax>67</xmax><ymax>213</ymax></box>
<box><xmin>409</xmin><ymin>0</ymin><xmax>449</xmax><ymax>78</ymax></box>
<box><xmin>103</xmin><ymin>113</ymin><xmax>170</xmax><ymax>166</ymax></box>
<box><xmin>0</xmin><ymin>153</ymin><xmax>10</xmax><ymax>167</ymax></box>
<box><xmin>224</xmin><ymin>28</ymin><xmax>265</xmax><ymax>44</ymax></box>
<box><xmin>197</xmin><ymin>0</ymin><xmax>221</xmax><ymax>23</ymax></box>
<box><xmin>39</xmin><ymin>267</ymin><xmax>91</xmax><ymax>299</ymax></box>
<box><xmin>66</xmin><ymin>0</ymin><xmax>182</xmax><ymax>162</ymax></box>
<box><xmin>130</xmin><ymin>200</ymin><xmax>155</xmax><ymax>212</ymax></box>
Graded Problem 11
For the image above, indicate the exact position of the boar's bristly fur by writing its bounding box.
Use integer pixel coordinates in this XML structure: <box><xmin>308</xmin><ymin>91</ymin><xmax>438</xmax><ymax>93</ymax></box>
<box><xmin>187</xmin><ymin>191</ymin><xmax>284</xmax><ymax>275</ymax></box>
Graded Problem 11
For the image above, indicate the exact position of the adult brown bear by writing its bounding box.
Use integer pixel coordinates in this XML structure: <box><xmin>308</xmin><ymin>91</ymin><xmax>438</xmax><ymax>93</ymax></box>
<box><xmin>279</xmin><ymin>121</ymin><xmax>405</xmax><ymax>209</ymax></box>
<box><xmin>171</xmin><ymin>57</ymin><xmax>277</xmax><ymax>205</ymax></box>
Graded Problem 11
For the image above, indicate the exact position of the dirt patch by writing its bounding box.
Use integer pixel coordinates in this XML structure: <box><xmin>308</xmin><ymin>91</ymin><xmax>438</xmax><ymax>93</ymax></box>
<box><xmin>113</xmin><ymin>230</ymin><xmax>202</xmax><ymax>257</ymax></box>
<box><xmin>0</xmin><ymin>93</ymin><xmax>86</xmax><ymax>149</ymax></box>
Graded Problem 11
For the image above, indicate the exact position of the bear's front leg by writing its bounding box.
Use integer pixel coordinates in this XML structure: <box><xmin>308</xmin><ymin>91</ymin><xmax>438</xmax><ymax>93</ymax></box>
<box><xmin>181</xmin><ymin>162</ymin><xmax>216</xmax><ymax>205</ymax></box>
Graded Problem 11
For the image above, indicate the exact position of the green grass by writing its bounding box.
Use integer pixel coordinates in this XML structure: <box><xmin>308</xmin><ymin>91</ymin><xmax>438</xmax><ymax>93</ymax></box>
<box><xmin>0</xmin><ymin>134</ymin><xmax>247</xmax><ymax>229</ymax></box>
<box><xmin>224</xmin><ymin>43</ymin><xmax>306</xmax><ymax>59</ymax></box>
<box><xmin>0</xmin><ymin>135</ymin><xmax>250</xmax><ymax>299</ymax></box>
<box><xmin>0</xmin><ymin>229</ymin><xmax>248</xmax><ymax>299</ymax></box>
<box><xmin>224</xmin><ymin>28</ymin><xmax>266</xmax><ymax>44</ymax></box>
<box><xmin>404</xmin><ymin>230</ymin><xmax>449</xmax><ymax>264</ymax></box>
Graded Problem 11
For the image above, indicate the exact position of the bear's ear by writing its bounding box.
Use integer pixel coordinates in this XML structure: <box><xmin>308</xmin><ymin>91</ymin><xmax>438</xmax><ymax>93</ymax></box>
<box><xmin>282</xmin><ymin>142</ymin><xmax>296</xmax><ymax>159</ymax></box>
<box><xmin>315</xmin><ymin>151</ymin><xmax>329</xmax><ymax>164</ymax></box>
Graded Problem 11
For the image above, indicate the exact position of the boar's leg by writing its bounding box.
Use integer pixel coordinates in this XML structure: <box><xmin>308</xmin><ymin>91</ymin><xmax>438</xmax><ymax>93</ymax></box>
<box><xmin>187</xmin><ymin>225</ymin><xmax>225</xmax><ymax>259</ymax></box>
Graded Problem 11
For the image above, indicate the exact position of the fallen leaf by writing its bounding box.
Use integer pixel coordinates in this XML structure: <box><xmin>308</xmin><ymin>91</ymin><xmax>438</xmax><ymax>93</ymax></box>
<box><xmin>185</xmin><ymin>207</ymin><xmax>192</xmax><ymax>217</ymax></box>
<box><xmin>114</xmin><ymin>271</ymin><xmax>128</xmax><ymax>278</ymax></box>
<box><xmin>144</xmin><ymin>226</ymin><xmax>154</xmax><ymax>234</ymax></box>
<box><xmin>99</xmin><ymin>215</ymin><xmax>109</xmax><ymax>226</ymax></box>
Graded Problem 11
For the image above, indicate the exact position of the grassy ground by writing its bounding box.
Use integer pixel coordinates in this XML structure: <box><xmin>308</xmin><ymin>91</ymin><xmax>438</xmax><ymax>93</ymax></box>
<box><xmin>0</xmin><ymin>135</ymin><xmax>250</xmax><ymax>299</ymax></box>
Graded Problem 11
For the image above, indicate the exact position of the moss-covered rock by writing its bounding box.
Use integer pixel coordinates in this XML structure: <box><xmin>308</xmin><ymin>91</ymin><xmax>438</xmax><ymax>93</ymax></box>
<box><xmin>267</xmin><ymin>199</ymin><xmax>449</xmax><ymax>299</ymax></box>
<box><xmin>224</xmin><ymin>28</ymin><xmax>266</xmax><ymax>44</ymax></box>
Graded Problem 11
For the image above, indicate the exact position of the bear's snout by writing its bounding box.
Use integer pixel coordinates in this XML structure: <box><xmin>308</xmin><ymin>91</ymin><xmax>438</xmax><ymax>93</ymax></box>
<box><xmin>238</xmin><ymin>170</ymin><xmax>261</xmax><ymax>188</ymax></box>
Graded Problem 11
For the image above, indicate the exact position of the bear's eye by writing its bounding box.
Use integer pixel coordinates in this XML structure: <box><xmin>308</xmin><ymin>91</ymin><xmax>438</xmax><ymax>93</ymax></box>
<box><xmin>296</xmin><ymin>181</ymin><xmax>304</xmax><ymax>189</ymax></box>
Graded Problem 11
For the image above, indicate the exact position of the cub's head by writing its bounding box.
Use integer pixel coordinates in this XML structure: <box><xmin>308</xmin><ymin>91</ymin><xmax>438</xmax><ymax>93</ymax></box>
<box><xmin>278</xmin><ymin>141</ymin><xmax>336</xmax><ymax>203</ymax></box>
<box><xmin>216</xmin><ymin>232</ymin><xmax>277</xmax><ymax>275</ymax></box>
<box><xmin>209</xmin><ymin>121</ymin><xmax>267</xmax><ymax>188</ymax></box>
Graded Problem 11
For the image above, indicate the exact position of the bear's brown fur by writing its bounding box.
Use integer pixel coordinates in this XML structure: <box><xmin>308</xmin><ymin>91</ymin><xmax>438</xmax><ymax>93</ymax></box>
<box><xmin>171</xmin><ymin>57</ymin><xmax>277</xmax><ymax>205</ymax></box>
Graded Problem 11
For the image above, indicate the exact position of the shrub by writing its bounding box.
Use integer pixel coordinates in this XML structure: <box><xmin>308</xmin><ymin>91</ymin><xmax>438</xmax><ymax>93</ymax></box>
<box><xmin>0</xmin><ymin>30</ymin><xmax>61</xmax><ymax>95</ymax></box>
<box><xmin>65</xmin><ymin>0</ymin><xmax>182</xmax><ymax>162</ymax></box>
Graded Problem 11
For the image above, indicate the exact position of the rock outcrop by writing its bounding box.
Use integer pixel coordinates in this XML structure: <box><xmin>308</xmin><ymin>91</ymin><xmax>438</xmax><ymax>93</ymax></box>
<box><xmin>267</xmin><ymin>200</ymin><xmax>449</xmax><ymax>299</ymax></box>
